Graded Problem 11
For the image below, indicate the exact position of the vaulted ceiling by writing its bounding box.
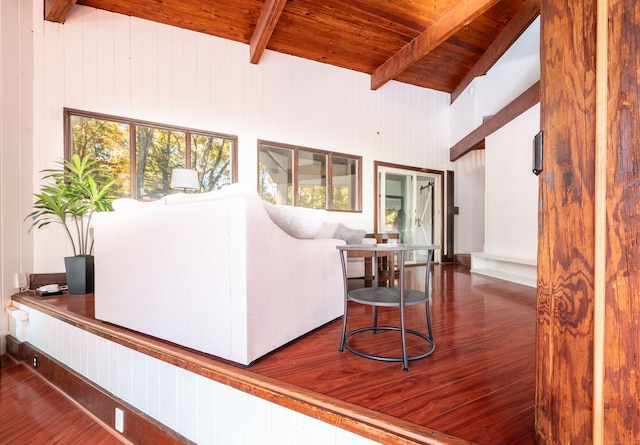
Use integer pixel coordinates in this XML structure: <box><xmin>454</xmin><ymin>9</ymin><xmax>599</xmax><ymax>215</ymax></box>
<box><xmin>45</xmin><ymin>0</ymin><xmax>539</xmax><ymax>102</ymax></box>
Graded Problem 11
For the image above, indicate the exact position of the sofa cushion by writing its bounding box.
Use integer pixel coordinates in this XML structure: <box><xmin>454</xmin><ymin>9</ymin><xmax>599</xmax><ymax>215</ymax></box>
<box><xmin>112</xmin><ymin>198</ymin><xmax>166</xmax><ymax>211</ymax></box>
<box><xmin>164</xmin><ymin>183</ymin><xmax>256</xmax><ymax>205</ymax></box>
<box><xmin>263</xmin><ymin>202</ymin><xmax>326</xmax><ymax>239</ymax></box>
<box><xmin>112</xmin><ymin>183</ymin><xmax>258</xmax><ymax>210</ymax></box>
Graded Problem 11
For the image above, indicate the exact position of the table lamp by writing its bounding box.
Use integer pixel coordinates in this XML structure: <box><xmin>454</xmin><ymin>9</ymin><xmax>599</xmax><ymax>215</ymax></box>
<box><xmin>170</xmin><ymin>168</ymin><xmax>199</xmax><ymax>192</ymax></box>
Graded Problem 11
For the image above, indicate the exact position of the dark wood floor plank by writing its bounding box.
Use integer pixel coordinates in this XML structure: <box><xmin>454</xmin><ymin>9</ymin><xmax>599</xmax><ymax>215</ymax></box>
<box><xmin>249</xmin><ymin>264</ymin><xmax>537</xmax><ymax>445</ymax></box>
<box><xmin>369</xmin><ymin>356</ymin><xmax>535</xmax><ymax>417</ymax></box>
<box><xmin>470</xmin><ymin>406</ymin><xmax>536</xmax><ymax>444</ymax></box>
<box><xmin>7</xmin><ymin>264</ymin><xmax>536</xmax><ymax>445</ymax></box>
<box><xmin>422</xmin><ymin>381</ymin><xmax>535</xmax><ymax>439</ymax></box>
<box><xmin>0</xmin><ymin>355</ymin><xmax>125</xmax><ymax>445</ymax></box>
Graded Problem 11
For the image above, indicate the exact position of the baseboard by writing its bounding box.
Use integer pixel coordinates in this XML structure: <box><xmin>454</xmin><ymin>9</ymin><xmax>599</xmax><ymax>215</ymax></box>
<box><xmin>10</xmin><ymin>337</ymin><xmax>192</xmax><ymax>445</ymax></box>
<box><xmin>6</xmin><ymin>335</ymin><xmax>24</xmax><ymax>360</ymax></box>
<box><xmin>471</xmin><ymin>267</ymin><xmax>537</xmax><ymax>288</ymax></box>
<box><xmin>454</xmin><ymin>254</ymin><xmax>471</xmax><ymax>267</ymax></box>
<box><xmin>470</xmin><ymin>252</ymin><xmax>537</xmax><ymax>288</ymax></box>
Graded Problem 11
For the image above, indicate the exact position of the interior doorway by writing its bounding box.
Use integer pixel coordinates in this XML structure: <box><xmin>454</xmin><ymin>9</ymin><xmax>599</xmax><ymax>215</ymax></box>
<box><xmin>375</xmin><ymin>162</ymin><xmax>444</xmax><ymax>263</ymax></box>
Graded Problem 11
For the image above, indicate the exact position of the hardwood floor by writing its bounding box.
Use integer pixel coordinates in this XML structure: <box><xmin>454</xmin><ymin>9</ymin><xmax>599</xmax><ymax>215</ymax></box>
<box><xmin>248</xmin><ymin>264</ymin><xmax>538</xmax><ymax>444</ymax></box>
<box><xmin>0</xmin><ymin>354</ymin><xmax>126</xmax><ymax>444</ymax></box>
<box><xmin>5</xmin><ymin>263</ymin><xmax>537</xmax><ymax>444</ymax></box>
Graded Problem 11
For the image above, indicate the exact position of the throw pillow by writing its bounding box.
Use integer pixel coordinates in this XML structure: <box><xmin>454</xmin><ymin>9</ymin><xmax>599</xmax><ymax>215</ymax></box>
<box><xmin>333</xmin><ymin>223</ymin><xmax>366</xmax><ymax>244</ymax></box>
<box><xmin>263</xmin><ymin>202</ymin><xmax>326</xmax><ymax>239</ymax></box>
<box><xmin>315</xmin><ymin>222</ymin><xmax>339</xmax><ymax>239</ymax></box>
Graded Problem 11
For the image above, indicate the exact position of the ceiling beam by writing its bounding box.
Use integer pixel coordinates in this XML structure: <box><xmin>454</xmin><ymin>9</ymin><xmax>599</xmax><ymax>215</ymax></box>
<box><xmin>450</xmin><ymin>0</ymin><xmax>541</xmax><ymax>103</ymax></box>
<box><xmin>250</xmin><ymin>0</ymin><xmax>288</xmax><ymax>64</ymax></box>
<box><xmin>44</xmin><ymin>0</ymin><xmax>77</xmax><ymax>23</ymax></box>
<box><xmin>449</xmin><ymin>81</ymin><xmax>540</xmax><ymax>161</ymax></box>
<box><xmin>370</xmin><ymin>0</ymin><xmax>501</xmax><ymax>90</ymax></box>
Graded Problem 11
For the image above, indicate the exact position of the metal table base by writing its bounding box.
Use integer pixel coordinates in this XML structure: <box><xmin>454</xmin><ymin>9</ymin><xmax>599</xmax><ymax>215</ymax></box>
<box><xmin>337</xmin><ymin>244</ymin><xmax>439</xmax><ymax>371</ymax></box>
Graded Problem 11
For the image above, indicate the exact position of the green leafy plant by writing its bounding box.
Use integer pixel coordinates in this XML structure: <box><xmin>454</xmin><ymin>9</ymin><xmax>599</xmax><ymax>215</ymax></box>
<box><xmin>27</xmin><ymin>154</ymin><xmax>116</xmax><ymax>256</ymax></box>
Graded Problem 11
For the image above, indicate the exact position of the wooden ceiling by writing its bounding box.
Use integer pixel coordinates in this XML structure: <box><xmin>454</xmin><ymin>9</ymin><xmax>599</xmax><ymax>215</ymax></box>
<box><xmin>45</xmin><ymin>0</ymin><xmax>539</xmax><ymax>101</ymax></box>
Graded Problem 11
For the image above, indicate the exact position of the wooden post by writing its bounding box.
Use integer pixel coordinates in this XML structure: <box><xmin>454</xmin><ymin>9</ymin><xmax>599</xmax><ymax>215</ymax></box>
<box><xmin>601</xmin><ymin>0</ymin><xmax>640</xmax><ymax>442</ymax></box>
<box><xmin>536</xmin><ymin>1</ymin><xmax>597</xmax><ymax>442</ymax></box>
<box><xmin>536</xmin><ymin>0</ymin><xmax>640</xmax><ymax>443</ymax></box>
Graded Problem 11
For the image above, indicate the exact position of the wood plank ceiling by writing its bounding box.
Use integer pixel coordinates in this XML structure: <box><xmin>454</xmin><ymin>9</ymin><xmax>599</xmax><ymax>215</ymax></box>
<box><xmin>45</xmin><ymin>0</ymin><xmax>539</xmax><ymax>101</ymax></box>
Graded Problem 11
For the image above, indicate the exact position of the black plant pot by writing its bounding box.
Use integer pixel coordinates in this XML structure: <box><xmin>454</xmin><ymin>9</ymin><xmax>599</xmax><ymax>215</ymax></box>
<box><xmin>64</xmin><ymin>256</ymin><xmax>95</xmax><ymax>295</ymax></box>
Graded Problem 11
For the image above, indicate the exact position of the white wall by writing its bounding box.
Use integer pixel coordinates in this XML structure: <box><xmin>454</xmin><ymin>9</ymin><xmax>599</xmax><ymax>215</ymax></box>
<box><xmin>1</xmin><ymin>0</ymin><xmax>34</xmax><ymax>355</ymax></box>
<box><xmin>453</xmin><ymin>150</ymin><xmax>486</xmax><ymax>254</ymax></box>
<box><xmin>480</xmin><ymin>18</ymin><xmax>540</xmax><ymax>260</ymax></box>
<box><xmin>485</xmin><ymin>104</ymin><xmax>539</xmax><ymax>259</ymax></box>
<box><xmin>29</xmin><ymin>3</ymin><xmax>451</xmax><ymax>273</ymax></box>
<box><xmin>451</xmin><ymin>17</ymin><xmax>540</xmax><ymax>257</ymax></box>
<box><xmin>0</xmin><ymin>0</ymin><xmax>541</xmax><ymax>439</ymax></box>
<box><xmin>450</xmin><ymin>78</ymin><xmax>485</xmax><ymax>254</ymax></box>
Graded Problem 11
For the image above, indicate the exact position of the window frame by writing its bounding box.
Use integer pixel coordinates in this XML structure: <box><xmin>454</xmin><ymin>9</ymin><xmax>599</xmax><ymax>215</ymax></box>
<box><xmin>64</xmin><ymin>108</ymin><xmax>238</xmax><ymax>198</ymax></box>
<box><xmin>257</xmin><ymin>139</ymin><xmax>362</xmax><ymax>212</ymax></box>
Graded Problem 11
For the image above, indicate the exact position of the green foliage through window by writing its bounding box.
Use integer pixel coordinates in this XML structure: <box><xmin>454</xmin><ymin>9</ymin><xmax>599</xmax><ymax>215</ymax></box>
<box><xmin>192</xmin><ymin>134</ymin><xmax>233</xmax><ymax>192</ymax></box>
<box><xmin>69</xmin><ymin>115</ymin><xmax>130</xmax><ymax>198</ymax></box>
<box><xmin>258</xmin><ymin>141</ymin><xmax>361</xmax><ymax>211</ymax></box>
<box><xmin>66</xmin><ymin>110</ymin><xmax>237</xmax><ymax>201</ymax></box>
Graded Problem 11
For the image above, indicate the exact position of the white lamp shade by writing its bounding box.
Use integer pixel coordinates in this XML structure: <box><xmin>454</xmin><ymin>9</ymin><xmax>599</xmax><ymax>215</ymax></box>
<box><xmin>170</xmin><ymin>168</ymin><xmax>199</xmax><ymax>191</ymax></box>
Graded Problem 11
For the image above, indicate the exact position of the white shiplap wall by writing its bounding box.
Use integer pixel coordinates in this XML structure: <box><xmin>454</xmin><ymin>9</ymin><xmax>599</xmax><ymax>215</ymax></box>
<box><xmin>8</xmin><ymin>1</ymin><xmax>452</xmax><ymax>441</ymax></box>
<box><xmin>450</xmin><ymin>18</ymin><xmax>540</xmax><ymax>258</ymax></box>
<box><xmin>13</xmin><ymin>302</ymin><xmax>379</xmax><ymax>445</ymax></box>
<box><xmin>31</xmin><ymin>3</ymin><xmax>452</xmax><ymax>272</ymax></box>
<box><xmin>1</xmin><ymin>0</ymin><xmax>35</xmax><ymax>355</ymax></box>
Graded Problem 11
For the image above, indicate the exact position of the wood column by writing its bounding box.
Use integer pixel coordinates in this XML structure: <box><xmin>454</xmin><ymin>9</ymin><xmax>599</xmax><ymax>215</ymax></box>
<box><xmin>536</xmin><ymin>0</ymin><xmax>640</xmax><ymax>443</ymax></box>
<box><xmin>602</xmin><ymin>0</ymin><xmax>640</xmax><ymax>441</ymax></box>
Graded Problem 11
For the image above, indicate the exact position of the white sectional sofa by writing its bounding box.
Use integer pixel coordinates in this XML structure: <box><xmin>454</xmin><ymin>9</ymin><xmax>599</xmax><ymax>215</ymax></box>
<box><xmin>93</xmin><ymin>184</ymin><xmax>350</xmax><ymax>366</ymax></box>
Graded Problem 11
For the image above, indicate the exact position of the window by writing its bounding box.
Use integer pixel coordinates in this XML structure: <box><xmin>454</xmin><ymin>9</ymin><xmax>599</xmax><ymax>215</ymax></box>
<box><xmin>65</xmin><ymin>109</ymin><xmax>237</xmax><ymax>200</ymax></box>
<box><xmin>258</xmin><ymin>141</ymin><xmax>361</xmax><ymax>211</ymax></box>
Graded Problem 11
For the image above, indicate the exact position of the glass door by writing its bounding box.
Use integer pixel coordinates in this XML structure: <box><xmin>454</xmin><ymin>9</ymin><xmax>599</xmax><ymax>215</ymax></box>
<box><xmin>377</xmin><ymin>165</ymin><xmax>442</xmax><ymax>263</ymax></box>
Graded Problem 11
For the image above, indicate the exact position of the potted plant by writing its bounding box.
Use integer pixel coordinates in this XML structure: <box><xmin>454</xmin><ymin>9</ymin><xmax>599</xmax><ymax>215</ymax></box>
<box><xmin>27</xmin><ymin>154</ymin><xmax>115</xmax><ymax>294</ymax></box>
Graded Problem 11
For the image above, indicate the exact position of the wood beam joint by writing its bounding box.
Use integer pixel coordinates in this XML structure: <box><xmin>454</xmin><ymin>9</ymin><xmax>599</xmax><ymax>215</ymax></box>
<box><xmin>450</xmin><ymin>0</ymin><xmax>541</xmax><ymax>103</ymax></box>
<box><xmin>250</xmin><ymin>0</ymin><xmax>287</xmax><ymax>64</ymax></box>
<box><xmin>44</xmin><ymin>0</ymin><xmax>77</xmax><ymax>23</ymax></box>
<box><xmin>371</xmin><ymin>0</ymin><xmax>501</xmax><ymax>90</ymax></box>
<box><xmin>449</xmin><ymin>81</ymin><xmax>540</xmax><ymax>161</ymax></box>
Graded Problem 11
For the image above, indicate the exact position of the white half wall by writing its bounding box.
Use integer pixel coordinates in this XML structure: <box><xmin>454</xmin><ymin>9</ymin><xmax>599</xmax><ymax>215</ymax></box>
<box><xmin>13</xmin><ymin>302</ymin><xmax>380</xmax><ymax>445</ymax></box>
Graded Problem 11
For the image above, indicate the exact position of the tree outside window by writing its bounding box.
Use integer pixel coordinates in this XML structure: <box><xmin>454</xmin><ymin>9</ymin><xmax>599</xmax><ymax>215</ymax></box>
<box><xmin>298</xmin><ymin>150</ymin><xmax>327</xmax><ymax>209</ymax></box>
<box><xmin>192</xmin><ymin>134</ymin><xmax>234</xmax><ymax>192</ymax></box>
<box><xmin>65</xmin><ymin>109</ymin><xmax>237</xmax><ymax>200</ymax></box>
<box><xmin>258</xmin><ymin>140</ymin><xmax>361</xmax><ymax>211</ymax></box>
<box><xmin>258</xmin><ymin>144</ymin><xmax>293</xmax><ymax>205</ymax></box>
<box><xmin>69</xmin><ymin>114</ymin><xmax>130</xmax><ymax>198</ymax></box>
<box><xmin>136</xmin><ymin>126</ymin><xmax>186</xmax><ymax>200</ymax></box>
<box><xmin>332</xmin><ymin>155</ymin><xmax>359</xmax><ymax>211</ymax></box>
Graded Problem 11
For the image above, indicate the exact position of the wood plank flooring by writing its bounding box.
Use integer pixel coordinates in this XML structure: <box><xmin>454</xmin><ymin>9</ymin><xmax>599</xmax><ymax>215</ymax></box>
<box><xmin>248</xmin><ymin>264</ymin><xmax>538</xmax><ymax>444</ymax></box>
<box><xmin>4</xmin><ymin>263</ymin><xmax>537</xmax><ymax>444</ymax></box>
<box><xmin>0</xmin><ymin>354</ymin><xmax>126</xmax><ymax>444</ymax></box>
